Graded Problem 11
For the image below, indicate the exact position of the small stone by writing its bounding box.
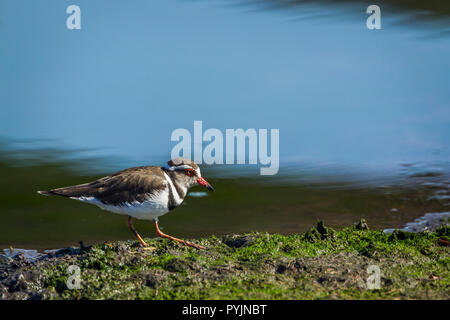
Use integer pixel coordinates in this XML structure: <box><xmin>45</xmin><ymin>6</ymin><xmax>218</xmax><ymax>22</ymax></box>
<box><xmin>9</xmin><ymin>273</ymin><xmax>28</xmax><ymax>292</ymax></box>
<box><xmin>223</xmin><ymin>235</ymin><xmax>254</xmax><ymax>248</ymax></box>
<box><xmin>355</xmin><ymin>219</ymin><xmax>369</xmax><ymax>230</ymax></box>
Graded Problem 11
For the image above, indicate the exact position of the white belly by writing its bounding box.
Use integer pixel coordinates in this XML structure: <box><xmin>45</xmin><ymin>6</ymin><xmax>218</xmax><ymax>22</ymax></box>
<box><xmin>71</xmin><ymin>190</ymin><xmax>170</xmax><ymax>221</ymax></box>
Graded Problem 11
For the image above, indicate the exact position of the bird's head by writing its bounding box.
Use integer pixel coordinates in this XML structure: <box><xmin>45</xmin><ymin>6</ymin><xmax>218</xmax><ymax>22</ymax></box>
<box><xmin>164</xmin><ymin>158</ymin><xmax>214</xmax><ymax>192</ymax></box>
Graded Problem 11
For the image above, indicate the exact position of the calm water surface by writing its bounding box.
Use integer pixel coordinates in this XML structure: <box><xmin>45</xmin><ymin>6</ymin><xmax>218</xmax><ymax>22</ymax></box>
<box><xmin>0</xmin><ymin>0</ymin><xmax>448</xmax><ymax>249</ymax></box>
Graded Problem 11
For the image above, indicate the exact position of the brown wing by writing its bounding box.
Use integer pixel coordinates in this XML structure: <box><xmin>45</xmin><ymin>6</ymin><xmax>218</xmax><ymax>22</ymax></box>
<box><xmin>38</xmin><ymin>166</ymin><xmax>167</xmax><ymax>206</ymax></box>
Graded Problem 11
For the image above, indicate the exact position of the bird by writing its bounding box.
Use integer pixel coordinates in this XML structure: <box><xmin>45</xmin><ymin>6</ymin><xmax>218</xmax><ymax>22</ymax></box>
<box><xmin>37</xmin><ymin>157</ymin><xmax>214</xmax><ymax>250</ymax></box>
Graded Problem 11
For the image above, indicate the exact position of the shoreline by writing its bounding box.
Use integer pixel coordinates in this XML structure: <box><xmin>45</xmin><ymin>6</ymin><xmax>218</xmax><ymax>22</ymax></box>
<box><xmin>1</xmin><ymin>220</ymin><xmax>449</xmax><ymax>300</ymax></box>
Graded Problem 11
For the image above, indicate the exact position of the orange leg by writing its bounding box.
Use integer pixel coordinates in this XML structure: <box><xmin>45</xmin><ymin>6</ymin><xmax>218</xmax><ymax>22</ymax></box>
<box><xmin>154</xmin><ymin>220</ymin><xmax>206</xmax><ymax>250</ymax></box>
<box><xmin>127</xmin><ymin>216</ymin><xmax>148</xmax><ymax>247</ymax></box>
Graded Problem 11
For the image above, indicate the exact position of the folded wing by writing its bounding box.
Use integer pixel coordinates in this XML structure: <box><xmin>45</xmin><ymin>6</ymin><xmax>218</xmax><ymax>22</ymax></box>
<box><xmin>37</xmin><ymin>166</ymin><xmax>167</xmax><ymax>206</ymax></box>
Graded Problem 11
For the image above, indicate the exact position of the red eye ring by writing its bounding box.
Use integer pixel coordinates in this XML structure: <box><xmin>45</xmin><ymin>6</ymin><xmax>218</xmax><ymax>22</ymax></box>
<box><xmin>185</xmin><ymin>169</ymin><xmax>194</xmax><ymax>176</ymax></box>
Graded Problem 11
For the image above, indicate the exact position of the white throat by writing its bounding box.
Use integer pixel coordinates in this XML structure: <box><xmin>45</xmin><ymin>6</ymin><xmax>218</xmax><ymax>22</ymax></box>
<box><xmin>163</xmin><ymin>172</ymin><xmax>185</xmax><ymax>206</ymax></box>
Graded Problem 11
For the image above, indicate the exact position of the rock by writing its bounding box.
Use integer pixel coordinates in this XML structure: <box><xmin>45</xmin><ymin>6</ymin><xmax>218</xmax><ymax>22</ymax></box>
<box><xmin>54</xmin><ymin>247</ymin><xmax>81</xmax><ymax>257</ymax></box>
<box><xmin>355</xmin><ymin>219</ymin><xmax>369</xmax><ymax>230</ymax></box>
<box><xmin>79</xmin><ymin>241</ymin><xmax>92</xmax><ymax>252</ymax></box>
<box><xmin>10</xmin><ymin>273</ymin><xmax>28</xmax><ymax>292</ymax></box>
<box><xmin>302</xmin><ymin>221</ymin><xmax>336</xmax><ymax>241</ymax></box>
<box><xmin>223</xmin><ymin>235</ymin><xmax>255</xmax><ymax>248</ymax></box>
<box><xmin>389</xmin><ymin>229</ymin><xmax>415</xmax><ymax>241</ymax></box>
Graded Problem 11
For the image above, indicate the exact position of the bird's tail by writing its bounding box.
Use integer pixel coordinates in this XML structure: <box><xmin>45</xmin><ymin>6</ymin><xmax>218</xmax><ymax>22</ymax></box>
<box><xmin>37</xmin><ymin>190</ymin><xmax>55</xmax><ymax>196</ymax></box>
<box><xmin>37</xmin><ymin>182</ymin><xmax>94</xmax><ymax>198</ymax></box>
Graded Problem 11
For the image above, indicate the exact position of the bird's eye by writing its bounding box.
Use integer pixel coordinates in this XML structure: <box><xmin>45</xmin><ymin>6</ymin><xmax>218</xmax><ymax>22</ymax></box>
<box><xmin>185</xmin><ymin>169</ymin><xmax>194</xmax><ymax>176</ymax></box>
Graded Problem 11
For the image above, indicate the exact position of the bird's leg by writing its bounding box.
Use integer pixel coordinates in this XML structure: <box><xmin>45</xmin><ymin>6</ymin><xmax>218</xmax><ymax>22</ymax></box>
<box><xmin>154</xmin><ymin>220</ymin><xmax>206</xmax><ymax>250</ymax></box>
<box><xmin>127</xmin><ymin>216</ymin><xmax>153</xmax><ymax>249</ymax></box>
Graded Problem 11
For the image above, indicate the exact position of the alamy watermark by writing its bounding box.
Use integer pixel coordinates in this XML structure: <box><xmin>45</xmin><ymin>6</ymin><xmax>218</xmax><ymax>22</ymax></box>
<box><xmin>366</xmin><ymin>5</ymin><xmax>381</xmax><ymax>30</ymax></box>
<box><xmin>171</xmin><ymin>121</ymin><xmax>279</xmax><ymax>175</ymax></box>
<box><xmin>66</xmin><ymin>265</ymin><xmax>81</xmax><ymax>289</ymax></box>
<box><xmin>66</xmin><ymin>5</ymin><xmax>81</xmax><ymax>30</ymax></box>
<box><xmin>366</xmin><ymin>265</ymin><xmax>381</xmax><ymax>289</ymax></box>
<box><xmin>65</xmin><ymin>5</ymin><xmax>380</xmax><ymax>31</ymax></box>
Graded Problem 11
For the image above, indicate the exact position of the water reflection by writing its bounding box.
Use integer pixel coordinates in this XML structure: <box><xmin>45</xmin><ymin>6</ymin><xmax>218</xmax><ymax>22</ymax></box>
<box><xmin>233</xmin><ymin>0</ymin><xmax>450</xmax><ymax>25</ymax></box>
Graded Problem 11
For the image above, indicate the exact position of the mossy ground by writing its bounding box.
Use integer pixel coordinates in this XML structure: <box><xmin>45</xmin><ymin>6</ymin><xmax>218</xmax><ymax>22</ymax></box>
<box><xmin>1</xmin><ymin>221</ymin><xmax>449</xmax><ymax>300</ymax></box>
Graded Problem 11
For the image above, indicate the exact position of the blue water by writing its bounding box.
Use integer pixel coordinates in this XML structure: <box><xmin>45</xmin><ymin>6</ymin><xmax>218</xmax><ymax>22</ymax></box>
<box><xmin>0</xmin><ymin>0</ymin><xmax>449</xmax><ymax>180</ymax></box>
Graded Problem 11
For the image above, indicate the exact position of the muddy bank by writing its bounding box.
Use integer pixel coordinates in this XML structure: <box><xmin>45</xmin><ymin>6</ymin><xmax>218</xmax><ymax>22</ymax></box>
<box><xmin>1</xmin><ymin>220</ymin><xmax>449</xmax><ymax>300</ymax></box>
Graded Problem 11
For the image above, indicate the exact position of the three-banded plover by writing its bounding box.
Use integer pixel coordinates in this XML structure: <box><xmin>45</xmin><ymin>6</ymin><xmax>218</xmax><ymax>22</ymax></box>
<box><xmin>37</xmin><ymin>158</ymin><xmax>214</xmax><ymax>250</ymax></box>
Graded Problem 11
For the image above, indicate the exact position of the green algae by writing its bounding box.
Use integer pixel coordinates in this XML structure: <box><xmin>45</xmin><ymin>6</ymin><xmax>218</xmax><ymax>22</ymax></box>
<box><xmin>2</xmin><ymin>220</ymin><xmax>448</xmax><ymax>300</ymax></box>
